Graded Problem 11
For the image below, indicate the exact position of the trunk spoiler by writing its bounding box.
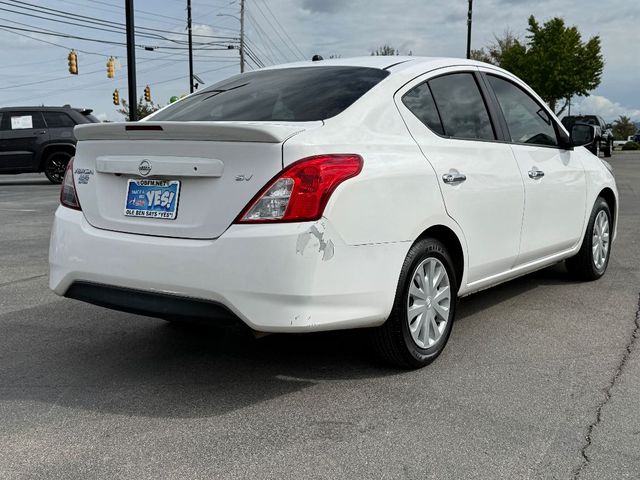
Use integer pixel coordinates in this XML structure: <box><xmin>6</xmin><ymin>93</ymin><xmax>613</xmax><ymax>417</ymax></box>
<box><xmin>74</xmin><ymin>121</ymin><xmax>321</xmax><ymax>143</ymax></box>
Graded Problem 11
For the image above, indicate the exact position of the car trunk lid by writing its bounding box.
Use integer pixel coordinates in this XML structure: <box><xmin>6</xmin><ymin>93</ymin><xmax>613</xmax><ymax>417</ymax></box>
<box><xmin>72</xmin><ymin>121</ymin><xmax>320</xmax><ymax>239</ymax></box>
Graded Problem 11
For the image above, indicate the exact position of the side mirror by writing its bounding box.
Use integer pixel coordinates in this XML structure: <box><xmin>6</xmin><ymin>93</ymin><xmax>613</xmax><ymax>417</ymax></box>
<box><xmin>570</xmin><ymin>123</ymin><xmax>596</xmax><ymax>147</ymax></box>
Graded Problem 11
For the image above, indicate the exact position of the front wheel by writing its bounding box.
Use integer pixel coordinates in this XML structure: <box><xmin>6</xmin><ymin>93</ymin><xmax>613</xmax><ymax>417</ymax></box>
<box><xmin>44</xmin><ymin>151</ymin><xmax>72</xmax><ymax>184</ymax></box>
<box><xmin>370</xmin><ymin>238</ymin><xmax>457</xmax><ymax>369</ymax></box>
<box><xmin>566</xmin><ymin>197</ymin><xmax>612</xmax><ymax>280</ymax></box>
<box><xmin>603</xmin><ymin>140</ymin><xmax>612</xmax><ymax>158</ymax></box>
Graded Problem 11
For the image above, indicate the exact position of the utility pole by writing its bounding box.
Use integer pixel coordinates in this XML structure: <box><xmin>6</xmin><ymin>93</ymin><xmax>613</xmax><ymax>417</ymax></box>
<box><xmin>125</xmin><ymin>0</ymin><xmax>138</xmax><ymax>121</ymax></box>
<box><xmin>466</xmin><ymin>0</ymin><xmax>473</xmax><ymax>59</ymax></box>
<box><xmin>239</xmin><ymin>0</ymin><xmax>245</xmax><ymax>73</ymax></box>
<box><xmin>187</xmin><ymin>0</ymin><xmax>194</xmax><ymax>93</ymax></box>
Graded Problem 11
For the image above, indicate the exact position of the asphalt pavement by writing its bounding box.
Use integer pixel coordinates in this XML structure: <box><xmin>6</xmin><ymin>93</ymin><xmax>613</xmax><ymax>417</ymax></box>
<box><xmin>0</xmin><ymin>152</ymin><xmax>639</xmax><ymax>479</ymax></box>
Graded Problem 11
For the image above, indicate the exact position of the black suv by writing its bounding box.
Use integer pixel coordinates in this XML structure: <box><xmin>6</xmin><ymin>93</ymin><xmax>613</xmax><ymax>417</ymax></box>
<box><xmin>0</xmin><ymin>105</ymin><xmax>99</xmax><ymax>184</ymax></box>
<box><xmin>561</xmin><ymin>115</ymin><xmax>614</xmax><ymax>158</ymax></box>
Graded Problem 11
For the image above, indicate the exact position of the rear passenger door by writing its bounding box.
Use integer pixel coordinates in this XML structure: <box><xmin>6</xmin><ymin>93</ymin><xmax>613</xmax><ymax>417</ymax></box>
<box><xmin>396</xmin><ymin>68</ymin><xmax>525</xmax><ymax>285</ymax></box>
<box><xmin>43</xmin><ymin>111</ymin><xmax>77</xmax><ymax>144</ymax></box>
<box><xmin>482</xmin><ymin>72</ymin><xmax>586</xmax><ymax>264</ymax></box>
<box><xmin>0</xmin><ymin>111</ymin><xmax>48</xmax><ymax>172</ymax></box>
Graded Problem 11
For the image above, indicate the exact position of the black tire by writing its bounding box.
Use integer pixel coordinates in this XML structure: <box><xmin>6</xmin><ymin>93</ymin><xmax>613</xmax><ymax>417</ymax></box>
<box><xmin>603</xmin><ymin>140</ymin><xmax>612</xmax><ymax>158</ymax></box>
<box><xmin>565</xmin><ymin>197</ymin><xmax>612</xmax><ymax>281</ymax></box>
<box><xmin>370</xmin><ymin>238</ymin><xmax>458</xmax><ymax>369</ymax></box>
<box><xmin>43</xmin><ymin>151</ymin><xmax>72</xmax><ymax>184</ymax></box>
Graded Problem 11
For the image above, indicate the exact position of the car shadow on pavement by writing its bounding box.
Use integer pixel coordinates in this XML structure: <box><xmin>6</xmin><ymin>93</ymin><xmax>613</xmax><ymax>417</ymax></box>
<box><xmin>0</xmin><ymin>262</ymin><xmax>581</xmax><ymax>420</ymax></box>
<box><xmin>0</xmin><ymin>299</ymin><xmax>400</xmax><ymax>420</ymax></box>
<box><xmin>455</xmin><ymin>262</ymin><xmax>581</xmax><ymax>322</ymax></box>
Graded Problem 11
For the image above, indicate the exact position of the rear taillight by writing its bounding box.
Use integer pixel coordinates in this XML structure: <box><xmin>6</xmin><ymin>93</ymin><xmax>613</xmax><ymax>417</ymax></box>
<box><xmin>60</xmin><ymin>157</ymin><xmax>81</xmax><ymax>210</ymax></box>
<box><xmin>235</xmin><ymin>154</ymin><xmax>363</xmax><ymax>223</ymax></box>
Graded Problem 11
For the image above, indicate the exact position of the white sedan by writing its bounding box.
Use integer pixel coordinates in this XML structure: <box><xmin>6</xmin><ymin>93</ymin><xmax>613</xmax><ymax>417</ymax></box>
<box><xmin>49</xmin><ymin>57</ymin><xmax>618</xmax><ymax>368</ymax></box>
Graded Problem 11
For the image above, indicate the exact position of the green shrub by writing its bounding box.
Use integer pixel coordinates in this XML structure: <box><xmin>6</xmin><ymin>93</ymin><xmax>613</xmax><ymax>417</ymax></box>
<box><xmin>621</xmin><ymin>141</ymin><xmax>640</xmax><ymax>151</ymax></box>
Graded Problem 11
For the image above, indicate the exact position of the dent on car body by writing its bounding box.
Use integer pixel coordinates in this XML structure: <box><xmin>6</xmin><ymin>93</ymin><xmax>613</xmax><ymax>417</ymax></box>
<box><xmin>295</xmin><ymin>221</ymin><xmax>335</xmax><ymax>261</ymax></box>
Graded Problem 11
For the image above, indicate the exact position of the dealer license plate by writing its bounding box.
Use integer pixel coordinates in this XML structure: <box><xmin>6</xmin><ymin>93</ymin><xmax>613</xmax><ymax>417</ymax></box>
<box><xmin>124</xmin><ymin>179</ymin><xmax>180</xmax><ymax>219</ymax></box>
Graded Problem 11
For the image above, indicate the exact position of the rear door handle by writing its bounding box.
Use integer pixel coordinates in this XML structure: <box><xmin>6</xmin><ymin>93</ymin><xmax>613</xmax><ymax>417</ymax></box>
<box><xmin>528</xmin><ymin>168</ymin><xmax>545</xmax><ymax>179</ymax></box>
<box><xmin>442</xmin><ymin>172</ymin><xmax>467</xmax><ymax>185</ymax></box>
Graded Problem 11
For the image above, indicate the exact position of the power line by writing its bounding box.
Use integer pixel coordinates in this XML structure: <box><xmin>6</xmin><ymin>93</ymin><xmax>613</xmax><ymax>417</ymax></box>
<box><xmin>243</xmin><ymin>45</ymin><xmax>265</xmax><ymax>68</ymax></box>
<box><xmin>55</xmin><ymin>0</ymin><xmax>186</xmax><ymax>32</ymax></box>
<box><xmin>0</xmin><ymin>23</ymin><xmax>107</xmax><ymax>56</ymax></box>
<box><xmin>0</xmin><ymin>23</ymin><xmax>238</xmax><ymax>51</ymax></box>
<box><xmin>245</xmin><ymin>10</ymin><xmax>289</xmax><ymax>63</ymax></box>
<box><xmin>2</xmin><ymin>1</ymin><xmax>239</xmax><ymax>41</ymax></box>
<box><xmin>83</xmin><ymin>0</ymin><xmax>187</xmax><ymax>25</ymax></box>
<box><xmin>245</xmin><ymin>36</ymin><xmax>275</xmax><ymax>65</ymax></box>
<box><xmin>258</xmin><ymin>0</ymin><xmax>305</xmax><ymax>59</ymax></box>
<box><xmin>150</xmin><ymin>63</ymin><xmax>237</xmax><ymax>86</ymax></box>
<box><xmin>251</xmin><ymin>0</ymin><xmax>304</xmax><ymax>61</ymax></box>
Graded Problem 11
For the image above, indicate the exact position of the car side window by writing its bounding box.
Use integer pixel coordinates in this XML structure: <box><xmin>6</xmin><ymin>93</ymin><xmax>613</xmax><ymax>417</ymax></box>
<box><xmin>487</xmin><ymin>75</ymin><xmax>559</xmax><ymax>147</ymax></box>
<box><xmin>401</xmin><ymin>82</ymin><xmax>445</xmax><ymax>135</ymax></box>
<box><xmin>428</xmin><ymin>73</ymin><xmax>495</xmax><ymax>141</ymax></box>
<box><xmin>8</xmin><ymin>112</ymin><xmax>46</xmax><ymax>130</ymax></box>
<box><xmin>43</xmin><ymin>112</ymin><xmax>76</xmax><ymax>128</ymax></box>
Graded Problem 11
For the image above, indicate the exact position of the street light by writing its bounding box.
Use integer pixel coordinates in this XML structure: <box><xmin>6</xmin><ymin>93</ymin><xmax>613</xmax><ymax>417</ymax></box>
<box><xmin>217</xmin><ymin>4</ymin><xmax>244</xmax><ymax>73</ymax></box>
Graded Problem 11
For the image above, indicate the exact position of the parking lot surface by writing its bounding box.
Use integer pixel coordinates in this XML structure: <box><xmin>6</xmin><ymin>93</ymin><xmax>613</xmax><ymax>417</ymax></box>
<box><xmin>1</xmin><ymin>152</ymin><xmax>639</xmax><ymax>479</ymax></box>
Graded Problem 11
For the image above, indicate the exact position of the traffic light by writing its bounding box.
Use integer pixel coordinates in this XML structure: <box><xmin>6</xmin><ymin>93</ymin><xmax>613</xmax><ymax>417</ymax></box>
<box><xmin>106</xmin><ymin>57</ymin><xmax>115</xmax><ymax>79</ymax></box>
<box><xmin>68</xmin><ymin>49</ymin><xmax>78</xmax><ymax>75</ymax></box>
<box><xmin>112</xmin><ymin>89</ymin><xmax>119</xmax><ymax>105</ymax></box>
<box><xmin>144</xmin><ymin>85</ymin><xmax>151</xmax><ymax>102</ymax></box>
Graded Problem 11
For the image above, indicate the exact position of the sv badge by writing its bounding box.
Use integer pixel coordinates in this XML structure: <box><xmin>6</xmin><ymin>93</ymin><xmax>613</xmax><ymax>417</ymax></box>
<box><xmin>235</xmin><ymin>174</ymin><xmax>253</xmax><ymax>182</ymax></box>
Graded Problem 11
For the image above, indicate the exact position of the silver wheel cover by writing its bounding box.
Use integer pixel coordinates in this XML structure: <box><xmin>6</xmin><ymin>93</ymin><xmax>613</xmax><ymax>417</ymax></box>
<box><xmin>592</xmin><ymin>210</ymin><xmax>610</xmax><ymax>270</ymax></box>
<box><xmin>407</xmin><ymin>257</ymin><xmax>451</xmax><ymax>349</ymax></box>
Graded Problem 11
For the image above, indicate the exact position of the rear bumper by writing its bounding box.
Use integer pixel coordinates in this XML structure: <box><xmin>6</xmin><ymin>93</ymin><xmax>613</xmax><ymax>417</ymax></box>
<box><xmin>65</xmin><ymin>281</ymin><xmax>242</xmax><ymax>326</ymax></box>
<box><xmin>49</xmin><ymin>207</ymin><xmax>409</xmax><ymax>332</ymax></box>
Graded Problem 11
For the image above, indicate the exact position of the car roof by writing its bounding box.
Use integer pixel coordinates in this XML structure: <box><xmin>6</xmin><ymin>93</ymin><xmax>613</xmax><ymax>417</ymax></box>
<box><xmin>257</xmin><ymin>56</ymin><xmax>517</xmax><ymax>89</ymax></box>
<box><xmin>0</xmin><ymin>105</ymin><xmax>91</xmax><ymax>113</ymax></box>
<box><xmin>260</xmin><ymin>55</ymin><xmax>488</xmax><ymax>73</ymax></box>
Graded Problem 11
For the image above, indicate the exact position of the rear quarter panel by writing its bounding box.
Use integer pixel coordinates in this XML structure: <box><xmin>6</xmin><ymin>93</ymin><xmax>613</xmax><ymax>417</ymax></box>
<box><xmin>282</xmin><ymin>86</ymin><xmax>459</xmax><ymax>248</ymax></box>
<box><xmin>578</xmin><ymin>147</ymin><xmax>619</xmax><ymax>241</ymax></box>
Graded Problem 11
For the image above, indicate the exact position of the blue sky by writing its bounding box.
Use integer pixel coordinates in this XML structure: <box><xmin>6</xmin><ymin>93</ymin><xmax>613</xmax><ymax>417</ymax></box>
<box><xmin>1</xmin><ymin>0</ymin><xmax>638</xmax><ymax>122</ymax></box>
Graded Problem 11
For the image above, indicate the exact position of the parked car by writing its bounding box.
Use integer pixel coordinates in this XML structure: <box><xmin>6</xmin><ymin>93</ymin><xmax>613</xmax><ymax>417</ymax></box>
<box><xmin>561</xmin><ymin>115</ymin><xmax>614</xmax><ymax>157</ymax></box>
<box><xmin>613</xmin><ymin>135</ymin><xmax>639</xmax><ymax>150</ymax></box>
<box><xmin>0</xmin><ymin>105</ymin><xmax>99</xmax><ymax>183</ymax></box>
<box><xmin>49</xmin><ymin>57</ymin><xmax>618</xmax><ymax>368</ymax></box>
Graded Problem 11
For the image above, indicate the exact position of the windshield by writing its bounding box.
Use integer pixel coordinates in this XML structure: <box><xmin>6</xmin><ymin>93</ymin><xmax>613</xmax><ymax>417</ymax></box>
<box><xmin>151</xmin><ymin>66</ymin><xmax>389</xmax><ymax>122</ymax></box>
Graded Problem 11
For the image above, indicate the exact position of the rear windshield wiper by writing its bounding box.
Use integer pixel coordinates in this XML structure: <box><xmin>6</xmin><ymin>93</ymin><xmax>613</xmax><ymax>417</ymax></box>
<box><xmin>189</xmin><ymin>82</ymin><xmax>250</xmax><ymax>100</ymax></box>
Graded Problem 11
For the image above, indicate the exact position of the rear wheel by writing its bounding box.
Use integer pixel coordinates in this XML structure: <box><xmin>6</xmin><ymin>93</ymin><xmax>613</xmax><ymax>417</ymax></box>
<box><xmin>603</xmin><ymin>140</ymin><xmax>612</xmax><ymax>158</ymax></box>
<box><xmin>566</xmin><ymin>197</ymin><xmax>612</xmax><ymax>280</ymax></box>
<box><xmin>44</xmin><ymin>151</ymin><xmax>72</xmax><ymax>184</ymax></box>
<box><xmin>370</xmin><ymin>238</ymin><xmax>457</xmax><ymax>369</ymax></box>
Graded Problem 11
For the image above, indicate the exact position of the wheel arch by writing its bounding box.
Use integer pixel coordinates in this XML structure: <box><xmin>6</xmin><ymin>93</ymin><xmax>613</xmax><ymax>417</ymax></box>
<box><xmin>38</xmin><ymin>143</ymin><xmax>76</xmax><ymax>171</ymax></box>
<box><xmin>415</xmin><ymin>224</ymin><xmax>465</xmax><ymax>290</ymax></box>
<box><xmin>598</xmin><ymin>187</ymin><xmax>617</xmax><ymax>231</ymax></box>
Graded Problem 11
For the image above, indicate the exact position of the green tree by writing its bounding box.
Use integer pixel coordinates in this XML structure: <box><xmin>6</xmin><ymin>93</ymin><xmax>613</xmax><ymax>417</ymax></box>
<box><xmin>612</xmin><ymin>115</ymin><xmax>637</xmax><ymax>140</ymax></box>
<box><xmin>117</xmin><ymin>96</ymin><xmax>162</xmax><ymax>120</ymax></box>
<box><xmin>495</xmin><ymin>16</ymin><xmax>604</xmax><ymax>116</ymax></box>
<box><xmin>371</xmin><ymin>45</ymin><xmax>399</xmax><ymax>56</ymax></box>
<box><xmin>470</xmin><ymin>30</ymin><xmax>518</xmax><ymax>65</ymax></box>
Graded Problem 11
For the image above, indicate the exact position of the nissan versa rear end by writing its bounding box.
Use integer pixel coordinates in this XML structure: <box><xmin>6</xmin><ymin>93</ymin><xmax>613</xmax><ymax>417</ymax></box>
<box><xmin>50</xmin><ymin>57</ymin><xmax>618</xmax><ymax>368</ymax></box>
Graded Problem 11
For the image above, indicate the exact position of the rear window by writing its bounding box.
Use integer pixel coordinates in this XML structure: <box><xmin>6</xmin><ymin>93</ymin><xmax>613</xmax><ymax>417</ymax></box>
<box><xmin>151</xmin><ymin>66</ymin><xmax>390</xmax><ymax>122</ymax></box>
<box><xmin>43</xmin><ymin>111</ymin><xmax>76</xmax><ymax>128</ymax></box>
